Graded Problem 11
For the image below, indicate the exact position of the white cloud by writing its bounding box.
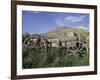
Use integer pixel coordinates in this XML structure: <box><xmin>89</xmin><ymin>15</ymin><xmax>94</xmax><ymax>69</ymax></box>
<box><xmin>75</xmin><ymin>26</ymin><xmax>88</xmax><ymax>30</ymax></box>
<box><xmin>55</xmin><ymin>19</ymin><xmax>65</xmax><ymax>26</ymax></box>
<box><xmin>65</xmin><ymin>15</ymin><xmax>86</xmax><ymax>23</ymax></box>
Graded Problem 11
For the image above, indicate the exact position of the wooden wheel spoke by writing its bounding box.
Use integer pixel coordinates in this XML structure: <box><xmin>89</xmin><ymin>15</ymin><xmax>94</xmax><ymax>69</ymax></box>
<box><xmin>73</xmin><ymin>53</ymin><xmax>77</xmax><ymax>58</ymax></box>
<box><xmin>69</xmin><ymin>53</ymin><xmax>74</xmax><ymax>56</ymax></box>
<box><xmin>72</xmin><ymin>47</ymin><xmax>76</xmax><ymax>51</ymax></box>
<box><xmin>68</xmin><ymin>52</ymin><xmax>75</xmax><ymax>56</ymax></box>
<box><xmin>79</xmin><ymin>45</ymin><xmax>85</xmax><ymax>52</ymax></box>
<box><xmin>68</xmin><ymin>51</ymin><xmax>76</xmax><ymax>57</ymax></box>
<box><xmin>67</xmin><ymin>48</ymin><xmax>75</xmax><ymax>53</ymax></box>
<box><xmin>80</xmin><ymin>51</ymin><xmax>87</xmax><ymax>53</ymax></box>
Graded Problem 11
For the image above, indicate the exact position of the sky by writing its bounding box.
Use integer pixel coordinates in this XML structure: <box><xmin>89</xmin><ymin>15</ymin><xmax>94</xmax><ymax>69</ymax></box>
<box><xmin>22</xmin><ymin>10</ymin><xmax>89</xmax><ymax>34</ymax></box>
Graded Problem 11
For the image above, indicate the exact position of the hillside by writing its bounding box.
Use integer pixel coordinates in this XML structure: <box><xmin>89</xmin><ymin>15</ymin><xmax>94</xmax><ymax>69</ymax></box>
<box><xmin>43</xmin><ymin>27</ymin><xmax>89</xmax><ymax>39</ymax></box>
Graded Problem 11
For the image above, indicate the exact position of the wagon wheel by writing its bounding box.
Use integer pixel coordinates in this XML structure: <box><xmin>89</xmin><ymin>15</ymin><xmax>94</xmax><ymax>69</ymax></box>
<box><xmin>23</xmin><ymin>37</ymin><xmax>31</xmax><ymax>46</ymax></box>
<box><xmin>36</xmin><ymin>41</ymin><xmax>45</xmax><ymax>49</ymax></box>
<box><xmin>36</xmin><ymin>39</ymin><xmax>46</xmax><ymax>48</ymax></box>
<box><xmin>23</xmin><ymin>36</ymin><xmax>35</xmax><ymax>48</ymax></box>
<box><xmin>35</xmin><ymin>39</ymin><xmax>50</xmax><ymax>53</ymax></box>
<box><xmin>67</xmin><ymin>41</ymin><xmax>88</xmax><ymax>59</ymax></box>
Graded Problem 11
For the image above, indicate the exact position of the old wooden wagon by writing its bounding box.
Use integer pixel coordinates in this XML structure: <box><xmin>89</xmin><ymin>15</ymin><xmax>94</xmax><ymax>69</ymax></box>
<box><xmin>23</xmin><ymin>33</ymin><xmax>89</xmax><ymax>58</ymax></box>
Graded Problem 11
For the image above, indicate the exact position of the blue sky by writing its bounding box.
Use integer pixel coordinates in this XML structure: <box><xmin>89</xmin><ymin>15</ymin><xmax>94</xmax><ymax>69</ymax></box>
<box><xmin>22</xmin><ymin>10</ymin><xmax>89</xmax><ymax>34</ymax></box>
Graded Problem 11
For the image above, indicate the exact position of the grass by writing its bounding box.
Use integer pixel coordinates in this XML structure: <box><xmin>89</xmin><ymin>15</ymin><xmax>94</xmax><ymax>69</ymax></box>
<box><xmin>22</xmin><ymin>45</ymin><xmax>89</xmax><ymax>69</ymax></box>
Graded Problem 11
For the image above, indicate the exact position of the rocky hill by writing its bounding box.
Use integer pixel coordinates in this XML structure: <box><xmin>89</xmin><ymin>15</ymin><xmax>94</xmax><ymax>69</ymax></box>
<box><xmin>42</xmin><ymin>27</ymin><xmax>89</xmax><ymax>39</ymax></box>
